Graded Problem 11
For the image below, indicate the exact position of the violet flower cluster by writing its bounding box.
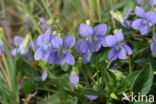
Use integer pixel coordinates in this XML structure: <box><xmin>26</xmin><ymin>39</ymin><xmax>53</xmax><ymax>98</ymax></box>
<box><xmin>9</xmin><ymin>0</ymin><xmax>156</xmax><ymax>102</ymax></box>
<box><xmin>76</xmin><ymin>23</ymin><xmax>107</xmax><ymax>64</ymax></box>
<box><xmin>34</xmin><ymin>27</ymin><xmax>75</xmax><ymax>65</ymax></box>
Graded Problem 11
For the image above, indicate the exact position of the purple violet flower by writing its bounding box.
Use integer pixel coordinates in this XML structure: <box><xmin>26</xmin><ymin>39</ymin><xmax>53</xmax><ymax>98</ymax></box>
<box><xmin>150</xmin><ymin>0</ymin><xmax>156</xmax><ymax>7</ymax></box>
<box><xmin>132</xmin><ymin>6</ymin><xmax>156</xmax><ymax>35</ymax></box>
<box><xmin>122</xmin><ymin>9</ymin><xmax>133</xmax><ymax>29</ymax></box>
<box><xmin>103</xmin><ymin>29</ymin><xmax>132</xmax><ymax>61</ymax></box>
<box><xmin>76</xmin><ymin>23</ymin><xmax>107</xmax><ymax>64</ymax></box>
<box><xmin>86</xmin><ymin>95</ymin><xmax>98</xmax><ymax>102</ymax></box>
<box><xmin>79</xmin><ymin>23</ymin><xmax>107</xmax><ymax>52</ymax></box>
<box><xmin>86</xmin><ymin>89</ymin><xmax>98</xmax><ymax>101</ymax></box>
<box><xmin>11</xmin><ymin>36</ymin><xmax>31</xmax><ymax>60</ymax></box>
<box><xmin>69</xmin><ymin>72</ymin><xmax>79</xmax><ymax>87</ymax></box>
<box><xmin>46</xmin><ymin>35</ymin><xmax>75</xmax><ymax>65</ymax></box>
<box><xmin>34</xmin><ymin>27</ymin><xmax>52</xmax><ymax>61</ymax></box>
<box><xmin>151</xmin><ymin>33</ymin><xmax>156</xmax><ymax>55</ymax></box>
<box><xmin>41</xmin><ymin>71</ymin><xmax>48</xmax><ymax>81</ymax></box>
<box><xmin>76</xmin><ymin>39</ymin><xmax>91</xmax><ymax>64</ymax></box>
<box><xmin>11</xmin><ymin>36</ymin><xmax>24</xmax><ymax>57</ymax></box>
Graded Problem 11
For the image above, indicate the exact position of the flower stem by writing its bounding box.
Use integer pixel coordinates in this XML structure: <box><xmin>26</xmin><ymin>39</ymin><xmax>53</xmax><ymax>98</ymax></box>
<box><xmin>107</xmin><ymin>61</ymin><xmax>112</xmax><ymax>69</ymax></box>
<box><xmin>153</xmin><ymin>25</ymin><xmax>155</xmax><ymax>36</ymax></box>
<box><xmin>128</xmin><ymin>55</ymin><xmax>132</xmax><ymax>74</ymax></box>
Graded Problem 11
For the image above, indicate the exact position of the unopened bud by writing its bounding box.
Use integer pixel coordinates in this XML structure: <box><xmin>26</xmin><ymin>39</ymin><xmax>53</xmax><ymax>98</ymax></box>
<box><xmin>110</xmin><ymin>93</ymin><xmax>118</xmax><ymax>100</ymax></box>
<box><xmin>47</xmin><ymin>18</ymin><xmax>54</xmax><ymax>25</ymax></box>
<box><xmin>114</xmin><ymin>29</ymin><xmax>119</xmax><ymax>35</ymax></box>
<box><xmin>111</xmin><ymin>10</ymin><xmax>124</xmax><ymax>23</ymax></box>
<box><xmin>52</xmin><ymin>31</ymin><xmax>57</xmax><ymax>35</ymax></box>
<box><xmin>86</xmin><ymin>20</ymin><xmax>91</xmax><ymax>25</ymax></box>
<box><xmin>58</xmin><ymin>33</ymin><xmax>61</xmax><ymax>37</ymax></box>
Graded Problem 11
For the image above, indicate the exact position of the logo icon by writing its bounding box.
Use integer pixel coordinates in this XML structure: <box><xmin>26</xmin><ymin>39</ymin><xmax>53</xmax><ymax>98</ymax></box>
<box><xmin>122</xmin><ymin>93</ymin><xmax>130</xmax><ymax>102</ymax></box>
<box><xmin>121</xmin><ymin>92</ymin><xmax>154</xmax><ymax>103</ymax></box>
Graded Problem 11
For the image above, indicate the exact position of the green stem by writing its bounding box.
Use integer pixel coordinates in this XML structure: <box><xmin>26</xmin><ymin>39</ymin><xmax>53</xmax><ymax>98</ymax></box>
<box><xmin>41</xmin><ymin>0</ymin><xmax>53</xmax><ymax>19</ymax></box>
<box><xmin>82</xmin><ymin>65</ymin><xmax>89</xmax><ymax>87</ymax></box>
<box><xmin>107</xmin><ymin>61</ymin><xmax>112</xmax><ymax>69</ymax></box>
<box><xmin>38</xmin><ymin>61</ymin><xmax>57</xmax><ymax>80</ymax></box>
<box><xmin>153</xmin><ymin>25</ymin><xmax>155</xmax><ymax>36</ymax></box>
<box><xmin>128</xmin><ymin>55</ymin><xmax>132</xmax><ymax>74</ymax></box>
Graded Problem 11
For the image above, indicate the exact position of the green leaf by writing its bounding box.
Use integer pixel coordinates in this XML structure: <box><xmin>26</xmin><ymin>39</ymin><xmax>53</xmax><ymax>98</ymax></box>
<box><xmin>61</xmin><ymin>64</ymin><xmax>69</xmax><ymax>72</ymax></box>
<box><xmin>37</xmin><ymin>94</ymin><xmax>61</xmax><ymax>104</ymax></box>
<box><xmin>90</xmin><ymin>48</ymin><xmax>109</xmax><ymax>64</ymax></box>
<box><xmin>133</xmin><ymin>64</ymin><xmax>154</xmax><ymax>95</ymax></box>
<box><xmin>21</xmin><ymin>79</ymin><xmax>38</xmax><ymax>93</ymax></box>
<box><xmin>55</xmin><ymin>73</ymin><xmax>69</xmax><ymax>88</ymax></box>
<box><xmin>81</xmin><ymin>89</ymin><xmax>106</xmax><ymax>97</ymax></box>
<box><xmin>124</xmin><ymin>71</ymin><xmax>140</xmax><ymax>90</ymax></box>
<box><xmin>135</xmin><ymin>58</ymin><xmax>156</xmax><ymax>70</ymax></box>
<box><xmin>66</xmin><ymin>99</ymin><xmax>77</xmax><ymax>104</ymax></box>
<box><xmin>15</xmin><ymin>57</ymin><xmax>37</xmax><ymax>78</ymax></box>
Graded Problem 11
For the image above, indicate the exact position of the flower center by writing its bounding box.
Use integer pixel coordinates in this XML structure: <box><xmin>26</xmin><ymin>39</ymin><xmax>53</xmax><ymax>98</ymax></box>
<box><xmin>57</xmin><ymin>47</ymin><xmax>66</xmax><ymax>57</ymax></box>
<box><xmin>115</xmin><ymin>44</ymin><xmax>123</xmax><ymax>51</ymax></box>
<box><xmin>43</xmin><ymin>42</ymin><xmax>51</xmax><ymax>51</ymax></box>
<box><xmin>89</xmin><ymin>35</ymin><xmax>97</xmax><ymax>44</ymax></box>
<box><xmin>143</xmin><ymin>19</ymin><xmax>152</xmax><ymax>27</ymax></box>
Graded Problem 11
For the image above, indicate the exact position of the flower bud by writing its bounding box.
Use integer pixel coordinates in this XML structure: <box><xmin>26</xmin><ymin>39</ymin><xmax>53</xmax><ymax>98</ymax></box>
<box><xmin>113</xmin><ymin>29</ymin><xmax>119</xmax><ymax>35</ymax></box>
<box><xmin>86</xmin><ymin>20</ymin><xmax>91</xmax><ymax>25</ymax></box>
<box><xmin>111</xmin><ymin>10</ymin><xmax>124</xmax><ymax>24</ymax></box>
<box><xmin>52</xmin><ymin>31</ymin><xmax>57</xmax><ymax>35</ymax></box>
<box><xmin>110</xmin><ymin>93</ymin><xmax>118</xmax><ymax>100</ymax></box>
<box><xmin>69</xmin><ymin>71</ymin><xmax>79</xmax><ymax>87</ymax></box>
<box><xmin>110</xmin><ymin>69</ymin><xmax>124</xmax><ymax>81</ymax></box>
<box><xmin>86</xmin><ymin>89</ymin><xmax>98</xmax><ymax>101</ymax></box>
<box><xmin>41</xmin><ymin>71</ymin><xmax>48</xmax><ymax>81</ymax></box>
<box><xmin>47</xmin><ymin>18</ymin><xmax>55</xmax><ymax>25</ymax></box>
